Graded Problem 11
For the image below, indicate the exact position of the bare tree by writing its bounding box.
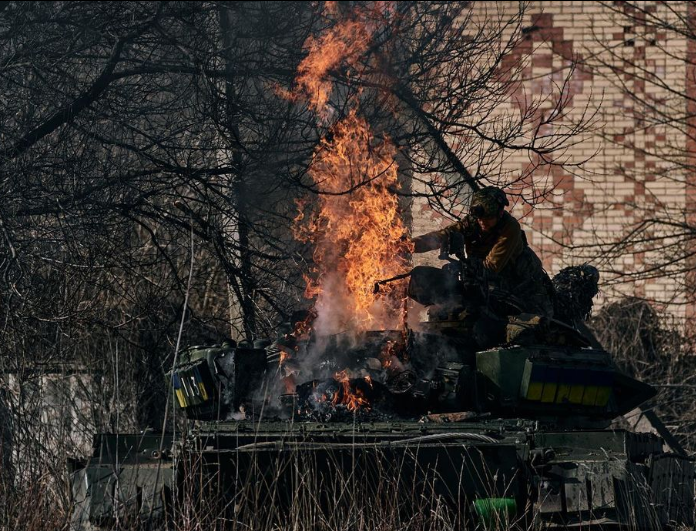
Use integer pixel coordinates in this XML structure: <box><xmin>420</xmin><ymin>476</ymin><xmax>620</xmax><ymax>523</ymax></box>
<box><xmin>0</xmin><ymin>4</ymin><xmax>594</xmax><ymax>525</ymax></box>
<box><xmin>276</xmin><ymin>2</ymin><xmax>594</xmax><ymax>216</ymax></box>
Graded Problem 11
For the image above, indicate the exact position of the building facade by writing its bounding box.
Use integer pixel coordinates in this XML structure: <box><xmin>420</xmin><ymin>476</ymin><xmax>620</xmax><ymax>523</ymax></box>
<box><xmin>412</xmin><ymin>1</ymin><xmax>694</xmax><ymax>322</ymax></box>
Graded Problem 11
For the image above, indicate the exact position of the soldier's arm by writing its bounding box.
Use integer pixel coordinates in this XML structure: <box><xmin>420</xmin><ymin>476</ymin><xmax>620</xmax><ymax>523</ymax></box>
<box><xmin>483</xmin><ymin>219</ymin><xmax>524</xmax><ymax>273</ymax></box>
<box><xmin>412</xmin><ymin>217</ymin><xmax>474</xmax><ymax>253</ymax></box>
<box><xmin>412</xmin><ymin>229</ymin><xmax>444</xmax><ymax>252</ymax></box>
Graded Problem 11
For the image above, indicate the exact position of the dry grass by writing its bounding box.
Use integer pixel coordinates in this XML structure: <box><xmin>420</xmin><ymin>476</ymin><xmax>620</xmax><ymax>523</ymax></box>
<box><xmin>2</xmin><ymin>296</ymin><xmax>694</xmax><ymax>530</ymax></box>
<box><xmin>1</xmin><ymin>432</ymin><xmax>694</xmax><ymax>531</ymax></box>
<box><xmin>171</xmin><ymin>445</ymin><xmax>471</xmax><ymax>531</ymax></box>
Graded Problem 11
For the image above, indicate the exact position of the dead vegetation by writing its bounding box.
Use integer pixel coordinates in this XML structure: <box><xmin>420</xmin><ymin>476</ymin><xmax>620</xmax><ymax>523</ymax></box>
<box><xmin>591</xmin><ymin>297</ymin><xmax>696</xmax><ymax>452</ymax></box>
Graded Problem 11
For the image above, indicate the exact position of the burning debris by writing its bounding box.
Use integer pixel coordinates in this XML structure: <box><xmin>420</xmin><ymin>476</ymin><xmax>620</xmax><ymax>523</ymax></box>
<box><xmin>264</xmin><ymin>323</ymin><xmax>467</xmax><ymax>422</ymax></box>
<box><xmin>295</xmin><ymin>375</ymin><xmax>378</xmax><ymax>422</ymax></box>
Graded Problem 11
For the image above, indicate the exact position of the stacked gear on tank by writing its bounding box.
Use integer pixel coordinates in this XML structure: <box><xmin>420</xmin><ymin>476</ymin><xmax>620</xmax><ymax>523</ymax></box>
<box><xmin>552</xmin><ymin>264</ymin><xmax>601</xmax><ymax>324</ymax></box>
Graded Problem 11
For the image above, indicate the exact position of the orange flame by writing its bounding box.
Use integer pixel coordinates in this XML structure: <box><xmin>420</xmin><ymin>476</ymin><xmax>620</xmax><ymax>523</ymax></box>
<box><xmin>292</xmin><ymin>311</ymin><xmax>316</xmax><ymax>339</ymax></box>
<box><xmin>295</xmin><ymin>20</ymin><xmax>370</xmax><ymax>115</ymax></box>
<box><xmin>286</xmin><ymin>3</ymin><xmax>396</xmax><ymax>116</ymax></box>
<box><xmin>379</xmin><ymin>339</ymin><xmax>400</xmax><ymax>369</ymax></box>
<box><xmin>285</xmin><ymin>2</ymin><xmax>410</xmax><ymax>337</ymax></box>
<box><xmin>294</xmin><ymin>111</ymin><xmax>411</xmax><ymax>331</ymax></box>
<box><xmin>279</xmin><ymin>348</ymin><xmax>298</xmax><ymax>393</ymax></box>
<box><xmin>333</xmin><ymin>370</ymin><xmax>370</xmax><ymax>411</ymax></box>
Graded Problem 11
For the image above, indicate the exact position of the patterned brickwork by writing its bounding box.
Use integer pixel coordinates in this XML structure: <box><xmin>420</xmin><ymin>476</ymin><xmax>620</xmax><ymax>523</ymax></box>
<box><xmin>411</xmin><ymin>1</ymin><xmax>692</xmax><ymax>321</ymax></box>
<box><xmin>685</xmin><ymin>2</ymin><xmax>696</xmax><ymax>321</ymax></box>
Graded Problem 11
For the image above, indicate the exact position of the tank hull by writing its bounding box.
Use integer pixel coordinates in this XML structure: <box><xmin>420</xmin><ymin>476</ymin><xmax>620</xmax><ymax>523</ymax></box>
<box><xmin>71</xmin><ymin>421</ymin><xmax>694</xmax><ymax>530</ymax></box>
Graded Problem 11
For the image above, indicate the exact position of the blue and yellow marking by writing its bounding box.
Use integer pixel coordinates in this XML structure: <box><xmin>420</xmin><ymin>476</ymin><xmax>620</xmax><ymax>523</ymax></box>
<box><xmin>523</xmin><ymin>364</ymin><xmax>613</xmax><ymax>407</ymax></box>
<box><xmin>172</xmin><ymin>365</ymin><xmax>211</xmax><ymax>408</ymax></box>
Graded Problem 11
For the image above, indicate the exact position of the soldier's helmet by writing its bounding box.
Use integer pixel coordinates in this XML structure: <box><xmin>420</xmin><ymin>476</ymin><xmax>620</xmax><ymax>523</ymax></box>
<box><xmin>470</xmin><ymin>186</ymin><xmax>509</xmax><ymax>218</ymax></box>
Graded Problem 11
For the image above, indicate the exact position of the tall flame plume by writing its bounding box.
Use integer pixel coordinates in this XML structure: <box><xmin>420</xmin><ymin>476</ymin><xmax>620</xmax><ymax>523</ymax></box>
<box><xmin>288</xmin><ymin>3</ymin><xmax>410</xmax><ymax>338</ymax></box>
<box><xmin>294</xmin><ymin>111</ymin><xmax>411</xmax><ymax>332</ymax></box>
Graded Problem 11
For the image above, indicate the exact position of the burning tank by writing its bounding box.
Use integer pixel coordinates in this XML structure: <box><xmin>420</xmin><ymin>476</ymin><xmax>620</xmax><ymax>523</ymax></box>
<box><xmin>70</xmin><ymin>258</ymin><xmax>695</xmax><ymax>531</ymax></box>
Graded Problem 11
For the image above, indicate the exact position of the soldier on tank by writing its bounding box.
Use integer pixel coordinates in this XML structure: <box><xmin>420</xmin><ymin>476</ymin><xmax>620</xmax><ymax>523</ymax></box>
<box><xmin>412</xmin><ymin>186</ymin><xmax>554</xmax><ymax>317</ymax></box>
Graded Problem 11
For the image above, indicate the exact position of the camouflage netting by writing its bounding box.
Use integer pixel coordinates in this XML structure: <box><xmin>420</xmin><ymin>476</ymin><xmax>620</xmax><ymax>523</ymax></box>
<box><xmin>552</xmin><ymin>264</ymin><xmax>600</xmax><ymax>324</ymax></box>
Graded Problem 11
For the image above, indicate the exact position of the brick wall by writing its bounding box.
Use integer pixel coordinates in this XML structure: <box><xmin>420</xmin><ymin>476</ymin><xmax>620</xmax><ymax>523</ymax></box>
<box><xmin>412</xmin><ymin>1</ymin><xmax>693</xmax><ymax>321</ymax></box>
